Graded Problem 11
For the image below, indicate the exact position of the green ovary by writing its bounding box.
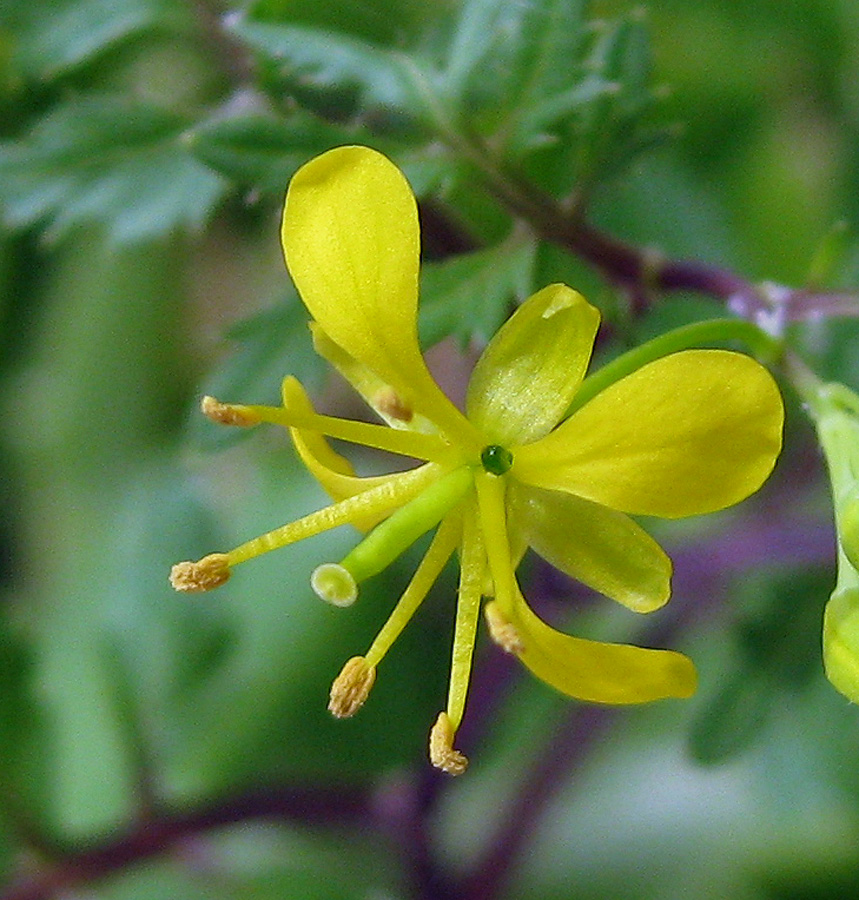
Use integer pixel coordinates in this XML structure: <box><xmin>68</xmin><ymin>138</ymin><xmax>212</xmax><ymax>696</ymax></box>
<box><xmin>481</xmin><ymin>445</ymin><xmax>514</xmax><ymax>476</ymax></box>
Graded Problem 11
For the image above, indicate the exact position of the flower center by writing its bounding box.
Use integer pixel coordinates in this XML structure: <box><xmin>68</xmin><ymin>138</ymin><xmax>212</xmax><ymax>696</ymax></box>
<box><xmin>481</xmin><ymin>444</ymin><xmax>514</xmax><ymax>476</ymax></box>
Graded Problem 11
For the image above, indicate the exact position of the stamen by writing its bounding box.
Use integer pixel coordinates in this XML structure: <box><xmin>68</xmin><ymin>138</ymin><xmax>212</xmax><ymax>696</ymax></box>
<box><xmin>311</xmin><ymin>563</ymin><xmax>358</xmax><ymax>607</ymax></box>
<box><xmin>226</xmin><ymin>379</ymin><xmax>455</xmax><ymax>463</ymax></box>
<box><xmin>226</xmin><ymin>464</ymin><xmax>440</xmax><ymax>567</ymax></box>
<box><xmin>201</xmin><ymin>396</ymin><xmax>261</xmax><ymax>427</ymax></box>
<box><xmin>169</xmin><ymin>553</ymin><xmax>231</xmax><ymax>592</ymax></box>
<box><xmin>444</xmin><ymin>501</ymin><xmax>484</xmax><ymax>733</ymax></box>
<box><xmin>484</xmin><ymin>601</ymin><xmax>524</xmax><ymax>654</ymax></box>
<box><xmin>429</xmin><ymin>711</ymin><xmax>468</xmax><ymax>775</ymax></box>
<box><xmin>474</xmin><ymin>472</ymin><xmax>518</xmax><ymax>618</ymax></box>
<box><xmin>375</xmin><ymin>387</ymin><xmax>413</xmax><ymax>423</ymax></box>
<box><xmin>364</xmin><ymin>518</ymin><xmax>460</xmax><ymax>668</ymax></box>
<box><xmin>329</xmin><ymin>656</ymin><xmax>376</xmax><ymax>717</ymax></box>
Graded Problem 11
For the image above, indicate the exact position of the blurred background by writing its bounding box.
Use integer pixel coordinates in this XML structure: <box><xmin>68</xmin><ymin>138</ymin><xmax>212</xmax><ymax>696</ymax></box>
<box><xmin>2</xmin><ymin>0</ymin><xmax>859</xmax><ymax>898</ymax></box>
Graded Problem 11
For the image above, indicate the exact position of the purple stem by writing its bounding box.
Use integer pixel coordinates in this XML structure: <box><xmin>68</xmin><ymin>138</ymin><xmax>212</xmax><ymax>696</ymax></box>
<box><xmin>1</xmin><ymin>786</ymin><xmax>371</xmax><ymax>900</ymax></box>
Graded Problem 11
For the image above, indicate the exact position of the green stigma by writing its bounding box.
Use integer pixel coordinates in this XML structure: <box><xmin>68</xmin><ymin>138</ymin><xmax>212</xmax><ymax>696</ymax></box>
<box><xmin>481</xmin><ymin>445</ymin><xmax>514</xmax><ymax>476</ymax></box>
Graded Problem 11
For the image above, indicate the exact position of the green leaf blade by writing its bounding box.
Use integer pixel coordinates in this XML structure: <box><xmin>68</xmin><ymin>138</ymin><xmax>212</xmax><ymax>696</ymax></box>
<box><xmin>0</xmin><ymin>96</ymin><xmax>227</xmax><ymax>242</ymax></box>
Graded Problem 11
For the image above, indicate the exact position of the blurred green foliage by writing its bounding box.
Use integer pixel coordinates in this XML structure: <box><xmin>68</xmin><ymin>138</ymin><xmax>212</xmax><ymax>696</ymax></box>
<box><xmin>1</xmin><ymin>0</ymin><xmax>859</xmax><ymax>898</ymax></box>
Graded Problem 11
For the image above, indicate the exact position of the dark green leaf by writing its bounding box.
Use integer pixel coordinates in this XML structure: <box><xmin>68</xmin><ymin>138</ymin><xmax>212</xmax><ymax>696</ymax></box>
<box><xmin>229</xmin><ymin>19</ymin><xmax>419</xmax><ymax>116</ymax></box>
<box><xmin>3</xmin><ymin>0</ymin><xmax>186</xmax><ymax>81</ymax></box>
<box><xmin>507</xmin><ymin>0</ymin><xmax>588</xmax><ymax>105</ymax></box>
<box><xmin>247</xmin><ymin>0</ymin><xmax>444</xmax><ymax>46</ymax></box>
<box><xmin>0</xmin><ymin>623</ymin><xmax>53</xmax><ymax>835</ymax></box>
<box><xmin>689</xmin><ymin>668</ymin><xmax>774</xmax><ymax>765</ymax></box>
<box><xmin>441</xmin><ymin>0</ymin><xmax>596</xmax><ymax>139</ymax></box>
<box><xmin>689</xmin><ymin>567</ymin><xmax>829</xmax><ymax>765</ymax></box>
<box><xmin>186</xmin><ymin>113</ymin><xmax>351</xmax><ymax>193</ymax></box>
<box><xmin>574</xmin><ymin>15</ymin><xmax>661</xmax><ymax>184</ymax></box>
<box><xmin>0</xmin><ymin>96</ymin><xmax>227</xmax><ymax>242</ymax></box>
<box><xmin>441</xmin><ymin>0</ymin><xmax>514</xmax><ymax>99</ymax></box>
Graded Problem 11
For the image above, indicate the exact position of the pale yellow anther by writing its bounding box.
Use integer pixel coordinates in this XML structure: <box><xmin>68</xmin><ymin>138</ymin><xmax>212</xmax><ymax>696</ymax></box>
<box><xmin>169</xmin><ymin>553</ymin><xmax>231</xmax><ymax>592</ymax></box>
<box><xmin>375</xmin><ymin>387</ymin><xmax>413</xmax><ymax>423</ymax></box>
<box><xmin>429</xmin><ymin>711</ymin><xmax>468</xmax><ymax>775</ymax></box>
<box><xmin>201</xmin><ymin>395</ymin><xmax>261</xmax><ymax>427</ymax></box>
<box><xmin>328</xmin><ymin>656</ymin><xmax>376</xmax><ymax>718</ymax></box>
<box><xmin>484</xmin><ymin>601</ymin><xmax>524</xmax><ymax>654</ymax></box>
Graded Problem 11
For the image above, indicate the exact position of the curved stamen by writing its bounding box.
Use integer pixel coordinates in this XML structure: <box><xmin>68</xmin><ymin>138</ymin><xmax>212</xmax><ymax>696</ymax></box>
<box><xmin>203</xmin><ymin>394</ymin><xmax>456</xmax><ymax>463</ymax></box>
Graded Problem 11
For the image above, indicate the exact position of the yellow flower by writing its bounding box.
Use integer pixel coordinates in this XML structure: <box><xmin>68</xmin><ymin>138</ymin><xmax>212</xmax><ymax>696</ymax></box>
<box><xmin>171</xmin><ymin>145</ymin><xmax>784</xmax><ymax>774</ymax></box>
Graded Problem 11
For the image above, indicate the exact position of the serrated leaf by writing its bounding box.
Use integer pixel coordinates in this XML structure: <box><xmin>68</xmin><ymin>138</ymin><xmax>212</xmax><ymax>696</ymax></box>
<box><xmin>229</xmin><ymin>19</ymin><xmax>418</xmax><ymax>115</ymax></box>
<box><xmin>4</xmin><ymin>0</ymin><xmax>186</xmax><ymax>80</ymax></box>
<box><xmin>186</xmin><ymin>113</ymin><xmax>351</xmax><ymax>193</ymax></box>
<box><xmin>247</xmin><ymin>0</ymin><xmax>443</xmax><ymax>46</ymax></box>
<box><xmin>508</xmin><ymin>75</ymin><xmax>612</xmax><ymax>155</ymax></box>
<box><xmin>509</xmin><ymin>0</ymin><xmax>589</xmax><ymax>109</ymax></box>
<box><xmin>574</xmin><ymin>16</ymin><xmax>659</xmax><ymax>182</ymax></box>
<box><xmin>419</xmin><ymin>236</ymin><xmax>536</xmax><ymax>347</ymax></box>
<box><xmin>442</xmin><ymin>0</ymin><xmax>515</xmax><ymax>98</ymax></box>
<box><xmin>0</xmin><ymin>96</ymin><xmax>227</xmax><ymax>242</ymax></box>
<box><xmin>515</xmin><ymin>13</ymin><xmax>664</xmax><ymax>196</ymax></box>
<box><xmin>442</xmin><ymin>0</ymin><xmax>594</xmax><ymax>139</ymax></box>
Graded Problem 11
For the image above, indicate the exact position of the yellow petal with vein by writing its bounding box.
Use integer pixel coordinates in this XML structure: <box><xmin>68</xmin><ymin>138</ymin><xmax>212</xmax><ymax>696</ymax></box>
<box><xmin>511</xmin><ymin>483</ymin><xmax>671</xmax><ymax>612</ymax></box>
<box><xmin>513</xmin><ymin>350</ymin><xmax>783</xmax><ymax>518</ymax></box>
<box><xmin>466</xmin><ymin>284</ymin><xmax>599</xmax><ymax>445</ymax></box>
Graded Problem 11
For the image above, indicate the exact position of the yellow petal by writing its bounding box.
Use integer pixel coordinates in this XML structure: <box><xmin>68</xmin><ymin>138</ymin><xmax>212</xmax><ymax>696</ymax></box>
<box><xmin>509</xmin><ymin>482</ymin><xmax>671</xmax><ymax>612</ymax></box>
<box><xmin>282</xmin><ymin>145</ymin><xmax>475</xmax><ymax>445</ymax></box>
<box><xmin>466</xmin><ymin>284</ymin><xmax>600</xmax><ymax>445</ymax></box>
<box><xmin>282</xmin><ymin>377</ymin><xmax>393</xmax><ymax>531</ymax></box>
<box><xmin>513</xmin><ymin>350</ymin><xmax>783</xmax><ymax>518</ymax></box>
<box><xmin>310</xmin><ymin>323</ymin><xmax>438</xmax><ymax>434</ymax></box>
<box><xmin>474</xmin><ymin>467</ymin><xmax>693</xmax><ymax>705</ymax></box>
<box><xmin>499</xmin><ymin>592</ymin><xmax>697</xmax><ymax>703</ymax></box>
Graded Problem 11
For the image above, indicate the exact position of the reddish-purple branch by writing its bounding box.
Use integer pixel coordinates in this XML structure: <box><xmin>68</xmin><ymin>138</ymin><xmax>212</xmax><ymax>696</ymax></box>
<box><xmin>1</xmin><ymin>786</ymin><xmax>372</xmax><ymax>900</ymax></box>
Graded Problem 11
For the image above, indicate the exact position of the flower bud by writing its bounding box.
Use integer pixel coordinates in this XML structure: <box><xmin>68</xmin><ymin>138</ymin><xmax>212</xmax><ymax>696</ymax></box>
<box><xmin>839</xmin><ymin>485</ymin><xmax>859</xmax><ymax>574</ymax></box>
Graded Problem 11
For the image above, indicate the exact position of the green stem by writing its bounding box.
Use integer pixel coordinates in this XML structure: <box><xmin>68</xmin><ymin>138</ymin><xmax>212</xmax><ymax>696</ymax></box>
<box><xmin>567</xmin><ymin>318</ymin><xmax>782</xmax><ymax>416</ymax></box>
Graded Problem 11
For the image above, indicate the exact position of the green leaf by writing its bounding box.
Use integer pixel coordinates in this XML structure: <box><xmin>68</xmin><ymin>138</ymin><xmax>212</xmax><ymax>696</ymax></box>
<box><xmin>229</xmin><ymin>19</ymin><xmax>419</xmax><ymax>117</ymax></box>
<box><xmin>441</xmin><ymin>0</ymin><xmax>599</xmax><ymax>140</ymax></box>
<box><xmin>419</xmin><ymin>236</ymin><xmax>536</xmax><ymax>347</ymax></box>
<box><xmin>441</xmin><ymin>0</ymin><xmax>515</xmax><ymax>99</ymax></box>
<box><xmin>689</xmin><ymin>567</ymin><xmax>829</xmax><ymax>765</ymax></box>
<box><xmin>186</xmin><ymin>113</ymin><xmax>352</xmax><ymax>194</ymax></box>
<box><xmin>0</xmin><ymin>96</ymin><xmax>227</xmax><ymax>242</ymax></box>
<box><xmin>507</xmin><ymin>76</ymin><xmax>613</xmax><ymax>155</ymax></box>
<box><xmin>512</xmin><ymin>12</ymin><xmax>667</xmax><ymax>197</ymax></box>
<box><xmin>506</xmin><ymin>0</ymin><xmax>589</xmax><ymax>113</ymax></box>
<box><xmin>574</xmin><ymin>14</ymin><xmax>662</xmax><ymax>184</ymax></box>
<box><xmin>3</xmin><ymin>0</ymin><xmax>186</xmax><ymax>81</ymax></box>
<box><xmin>688</xmin><ymin>667</ymin><xmax>774</xmax><ymax>765</ymax></box>
<box><xmin>247</xmin><ymin>0</ymin><xmax>444</xmax><ymax>46</ymax></box>
<box><xmin>0</xmin><ymin>623</ymin><xmax>53</xmax><ymax>835</ymax></box>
